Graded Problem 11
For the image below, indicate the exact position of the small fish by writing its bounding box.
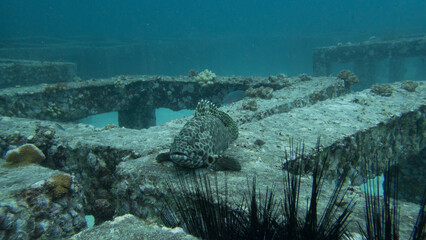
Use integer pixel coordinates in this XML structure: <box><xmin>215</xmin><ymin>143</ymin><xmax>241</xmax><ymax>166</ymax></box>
<box><xmin>55</xmin><ymin>123</ymin><xmax>65</xmax><ymax>131</ymax></box>
<box><xmin>156</xmin><ymin>100</ymin><xmax>241</xmax><ymax>171</ymax></box>
<box><xmin>222</xmin><ymin>90</ymin><xmax>246</xmax><ymax>105</ymax></box>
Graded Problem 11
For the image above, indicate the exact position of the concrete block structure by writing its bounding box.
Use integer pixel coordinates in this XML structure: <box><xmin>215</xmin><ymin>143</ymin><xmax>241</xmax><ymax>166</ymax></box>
<box><xmin>0</xmin><ymin>59</ymin><xmax>424</xmax><ymax>238</ymax></box>
<box><xmin>0</xmin><ymin>58</ymin><xmax>77</xmax><ymax>88</ymax></box>
<box><xmin>313</xmin><ymin>36</ymin><xmax>426</xmax><ymax>86</ymax></box>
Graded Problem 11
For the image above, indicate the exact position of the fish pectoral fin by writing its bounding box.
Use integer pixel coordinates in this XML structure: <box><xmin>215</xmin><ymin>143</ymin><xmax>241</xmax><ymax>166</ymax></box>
<box><xmin>156</xmin><ymin>152</ymin><xmax>171</xmax><ymax>163</ymax></box>
<box><xmin>212</xmin><ymin>156</ymin><xmax>241</xmax><ymax>171</ymax></box>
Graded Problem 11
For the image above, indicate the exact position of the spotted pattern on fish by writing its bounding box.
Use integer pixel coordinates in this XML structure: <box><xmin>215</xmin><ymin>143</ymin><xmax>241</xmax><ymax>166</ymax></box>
<box><xmin>169</xmin><ymin>99</ymin><xmax>239</xmax><ymax>169</ymax></box>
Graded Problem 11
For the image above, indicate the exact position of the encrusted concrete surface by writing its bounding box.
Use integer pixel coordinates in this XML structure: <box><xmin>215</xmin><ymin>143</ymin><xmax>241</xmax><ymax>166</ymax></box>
<box><xmin>111</xmin><ymin>81</ymin><xmax>424</xmax><ymax>238</ymax></box>
<box><xmin>0</xmin><ymin>58</ymin><xmax>77</xmax><ymax>88</ymax></box>
<box><xmin>68</xmin><ymin>214</ymin><xmax>197</xmax><ymax>240</ymax></box>
<box><xmin>0</xmin><ymin>75</ymin><xmax>344</xmax><ymax>129</ymax></box>
<box><xmin>226</xmin><ymin>76</ymin><xmax>347</xmax><ymax>124</ymax></box>
<box><xmin>0</xmin><ymin>75</ymin><xmax>300</xmax><ymax>129</ymax></box>
<box><xmin>239</xmin><ymin>81</ymin><xmax>424</xmax><ymax>178</ymax></box>
<box><xmin>0</xmin><ymin>78</ymin><xmax>424</xmax><ymax>239</ymax></box>
<box><xmin>0</xmin><ymin>163</ymin><xmax>86</xmax><ymax>239</ymax></box>
<box><xmin>313</xmin><ymin>36</ymin><xmax>426</xmax><ymax>76</ymax></box>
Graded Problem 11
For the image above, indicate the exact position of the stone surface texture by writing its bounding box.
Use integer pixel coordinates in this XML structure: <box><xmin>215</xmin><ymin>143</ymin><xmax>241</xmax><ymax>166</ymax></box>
<box><xmin>0</xmin><ymin>163</ymin><xmax>86</xmax><ymax>239</ymax></box>
<box><xmin>68</xmin><ymin>214</ymin><xmax>198</xmax><ymax>240</ymax></box>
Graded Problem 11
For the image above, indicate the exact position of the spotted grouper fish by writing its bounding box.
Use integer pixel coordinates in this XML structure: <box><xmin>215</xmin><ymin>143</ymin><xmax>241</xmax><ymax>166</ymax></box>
<box><xmin>156</xmin><ymin>99</ymin><xmax>241</xmax><ymax>171</ymax></box>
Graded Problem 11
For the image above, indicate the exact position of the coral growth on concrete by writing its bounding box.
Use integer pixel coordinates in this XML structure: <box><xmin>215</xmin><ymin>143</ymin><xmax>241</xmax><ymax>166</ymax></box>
<box><xmin>28</xmin><ymin>125</ymin><xmax>56</xmax><ymax>153</ymax></box>
<box><xmin>43</xmin><ymin>82</ymin><xmax>68</xmax><ymax>94</ymax></box>
<box><xmin>298</xmin><ymin>73</ymin><xmax>312</xmax><ymax>81</ymax></box>
<box><xmin>4</xmin><ymin>143</ymin><xmax>45</xmax><ymax>167</ymax></box>
<box><xmin>371</xmin><ymin>83</ymin><xmax>393</xmax><ymax>97</ymax></box>
<box><xmin>46</xmin><ymin>174</ymin><xmax>73</xmax><ymax>199</ymax></box>
<box><xmin>401</xmin><ymin>80</ymin><xmax>419</xmax><ymax>92</ymax></box>
<box><xmin>194</xmin><ymin>69</ymin><xmax>216</xmax><ymax>87</ymax></box>
<box><xmin>1</xmin><ymin>165</ymin><xmax>87</xmax><ymax>239</ymax></box>
<box><xmin>245</xmin><ymin>86</ymin><xmax>274</xmax><ymax>99</ymax></box>
<box><xmin>268</xmin><ymin>74</ymin><xmax>291</xmax><ymax>86</ymax></box>
<box><xmin>337</xmin><ymin>69</ymin><xmax>359</xmax><ymax>89</ymax></box>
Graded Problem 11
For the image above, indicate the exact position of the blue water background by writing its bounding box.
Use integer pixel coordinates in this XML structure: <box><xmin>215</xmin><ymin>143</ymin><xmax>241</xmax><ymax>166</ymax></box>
<box><xmin>1</xmin><ymin>0</ymin><xmax>425</xmax><ymax>77</ymax></box>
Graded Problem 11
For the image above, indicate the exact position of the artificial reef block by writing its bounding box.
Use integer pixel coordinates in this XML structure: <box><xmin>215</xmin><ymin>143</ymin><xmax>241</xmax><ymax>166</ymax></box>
<box><xmin>239</xmin><ymin>80</ymin><xmax>425</xmax><ymax>182</ymax></box>
<box><xmin>0</xmin><ymin>58</ymin><xmax>77</xmax><ymax>88</ymax></box>
<box><xmin>312</xmin><ymin>36</ymin><xmax>426</xmax><ymax>77</ymax></box>
<box><xmin>0</xmin><ymin>79</ymin><xmax>423</xmax><ymax>238</ymax></box>
<box><xmin>4</xmin><ymin>143</ymin><xmax>45</xmax><ymax>167</ymax></box>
